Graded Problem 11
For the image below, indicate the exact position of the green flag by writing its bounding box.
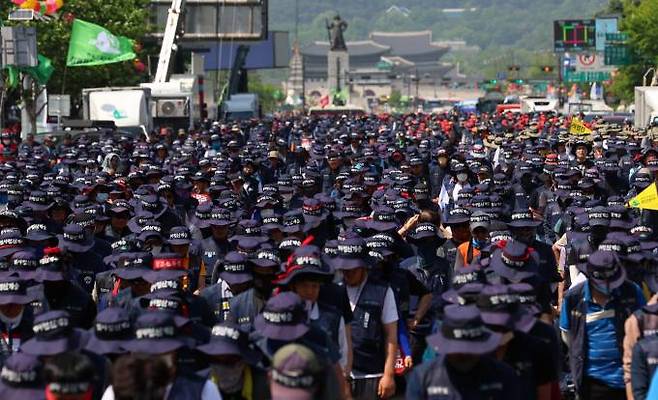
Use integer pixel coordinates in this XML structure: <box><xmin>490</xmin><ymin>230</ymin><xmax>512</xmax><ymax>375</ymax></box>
<box><xmin>24</xmin><ymin>55</ymin><xmax>55</xmax><ymax>85</ymax></box>
<box><xmin>66</xmin><ymin>19</ymin><xmax>135</xmax><ymax>67</ymax></box>
<box><xmin>4</xmin><ymin>54</ymin><xmax>54</xmax><ymax>89</ymax></box>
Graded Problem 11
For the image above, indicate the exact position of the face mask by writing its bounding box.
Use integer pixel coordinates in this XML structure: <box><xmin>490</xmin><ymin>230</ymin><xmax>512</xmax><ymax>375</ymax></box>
<box><xmin>96</xmin><ymin>193</ymin><xmax>109</xmax><ymax>203</ymax></box>
<box><xmin>212</xmin><ymin>361</ymin><xmax>246</xmax><ymax>394</ymax></box>
<box><xmin>150</xmin><ymin>245</ymin><xmax>162</xmax><ymax>255</ymax></box>
<box><xmin>0</xmin><ymin>308</ymin><xmax>23</xmax><ymax>328</ymax></box>
<box><xmin>457</xmin><ymin>173</ymin><xmax>468</xmax><ymax>182</ymax></box>
<box><xmin>591</xmin><ymin>280</ymin><xmax>611</xmax><ymax>295</ymax></box>
<box><xmin>446</xmin><ymin>354</ymin><xmax>480</xmax><ymax>373</ymax></box>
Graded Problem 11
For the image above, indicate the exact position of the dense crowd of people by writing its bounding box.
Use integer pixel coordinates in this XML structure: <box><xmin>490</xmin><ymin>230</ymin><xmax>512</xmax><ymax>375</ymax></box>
<box><xmin>0</xmin><ymin>111</ymin><xmax>654</xmax><ymax>399</ymax></box>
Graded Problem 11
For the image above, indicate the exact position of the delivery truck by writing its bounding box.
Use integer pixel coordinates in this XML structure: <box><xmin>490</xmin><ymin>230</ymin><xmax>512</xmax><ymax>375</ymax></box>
<box><xmin>81</xmin><ymin>87</ymin><xmax>152</xmax><ymax>135</ymax></box>
<box><xmin>634</xmin><ymin>87</ymin><xmax>658</xmax><ymax>129</ymax></box>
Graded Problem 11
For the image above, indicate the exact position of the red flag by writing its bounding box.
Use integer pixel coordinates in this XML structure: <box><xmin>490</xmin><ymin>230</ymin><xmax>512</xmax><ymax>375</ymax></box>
<box><xmin>319</xmin><ymin>95</ymin><xmax>329</xmax><ymax>108</ymax></box>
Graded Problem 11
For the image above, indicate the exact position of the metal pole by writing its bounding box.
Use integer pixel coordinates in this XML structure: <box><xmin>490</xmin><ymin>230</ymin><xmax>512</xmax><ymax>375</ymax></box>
<box><xmin>294</xmin><ymin>0</ymin><xmax>299</xmax><ymax>42</ymax></box>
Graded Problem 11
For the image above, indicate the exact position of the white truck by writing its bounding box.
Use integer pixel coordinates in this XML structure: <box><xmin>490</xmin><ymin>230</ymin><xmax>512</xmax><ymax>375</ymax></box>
<box><xmin>634</xmin><ymin>87</ymin><xmax>658</xmax><ymax>129</ymax></box>
<box><xmin>81</xmin><ymin>87</ymin><xmax>152</xmax><ymax>134</ymax></box>
<box><xmin>520</xmin><ymin>97</ymin><xmax>559</xmax><ymax>113</ymax></box>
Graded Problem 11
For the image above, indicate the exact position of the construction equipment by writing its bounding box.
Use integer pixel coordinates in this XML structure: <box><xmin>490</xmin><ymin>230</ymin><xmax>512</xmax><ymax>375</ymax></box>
<box><xmin>153</xmin><ymin>0</ymin><xmax>185</xmax><ymax>83</ymax></box>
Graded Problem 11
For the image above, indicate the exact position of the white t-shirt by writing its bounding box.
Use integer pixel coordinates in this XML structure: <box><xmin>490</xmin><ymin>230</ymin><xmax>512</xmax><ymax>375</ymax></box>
<box><xmin>101</xmin><ymin>380</ymin><xmax>222</xmax><ymax>400</ymax></box>
<box><xmin>345</xmin><ymin>276</ymin><xmax>398</xmax><ymax>325</ymax></box>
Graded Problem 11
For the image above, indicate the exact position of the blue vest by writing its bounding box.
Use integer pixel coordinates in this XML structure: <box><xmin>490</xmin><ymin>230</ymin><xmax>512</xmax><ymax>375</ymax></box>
<box><xmin>200</xmin><ymin>283</ymin><xmax>232</xmax><ymax>323</ymax></box>
<box><xmin>313</xmin><ymin>303</ymin><xmax>342</xmax><ymax>346</ymax></box>
<box><xmin>168</xmin><ymin>373</ymin><xmax>206</xmax><ymax>400</ymax></box>
<box><xmin>201</xmin><ymin>236</ymin><xmax>229</xmax><ymax>284</ymax></box>
<box><xmin>228</xmin><ymin>288</ymin><xmax>265</xmax><ymax>333</ymax></box>
<box><xmin>633</xmin><ymin>336</ymin><xmax>658</xmax><ymax>400</ymax></box>
<box><xmin>410</xmin><ymin>354</ymin><xmax>518</xmax><ymax>400</ymax></box>
<box><xmin>350</xmin><ymin>279</ymin><xmax>388</xmax><ymax>374</ymax></box>
<box><xmin>563</xmin><ymin>281</ymin><xmax>641</xmax><ymax>397</ymax></box>
<box><xmin>634</xmin><ymin>303</ymin><xmax>658</xmax><ymax>339</ymax></box>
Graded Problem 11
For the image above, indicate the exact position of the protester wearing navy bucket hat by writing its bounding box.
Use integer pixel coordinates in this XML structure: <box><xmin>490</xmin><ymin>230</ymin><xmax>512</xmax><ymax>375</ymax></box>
<box><xmin>198</xmin><ymin>322</ymin><xmax>268</xmax><ymax>398</ymax></box>
<box><xmin>476</xmin><ymin>284</ymin><xmax>559</xmax><ymax>399</ymax></box>
<box><xmin>255</xmin><ymin>291</ymin><xmax>346</xmax><ymax>400</ymax></box>
<box><xmin>57</xmin><ymin>223</ymin><xmax>108</xmax><ymax>294</ymax></box>
<box><xmin>506</xmin><ymin>207</ymin><xmax>562</xmax><ymax>289</ymax></box>
<box><xmin>200</xmin><ymin>207</ymin><xmax>233</xmax><ymax>285</ymax></box>
<box><xmin>95</xmin><ymin>251</ymin><xmax>153</xmax><ymax>312</ymax></box>
<box><xmin>275</xmin><ymin>245</ymin><xmax>350</xmax><ymax>372</ymax></box>
<box><xmin>0</xmin><ymin>228</ymin><xmax>25</xmax><ymax>259</ymax></box>
<box><xmin>406</xmin><ymin>304</ymin><xmax>521</xmax><ymax>399</ymax></box>
<box><xmin>117</xmin><ymin>310</ymin><xmax>222</xmax><ymax>400</ymax></box>
<box><xmin>330</xmin><ymin>237</ymin><xmax>399</xmax><ymax>399</ymax></box>
<box><xmin>0</xmin><ymin>276</ymin><xmax>37</xmax><ymax>353</ymax></box>
<box><xmin>227</xmin><ymin>246</ymin><xmax>283</xmax><ymax>333</ymax></box>
<box><xmin>7</xmin><ymin>250</ymin><xmax>40</xmax><ymax>281</ymax></box>
<box><xmin>201</xmin><ymin>251</ymin><xmax>254</xmax><ymax>323</ymax></box>
<box><xmin>561</xmin><ymin>250</ymin><xmax>646</xmax><ymax>399</ymax></box>
<box><xmin>84</xmin><ymin>307</ymin><xmax>133</xmax><ymax>357</ymax></box>
<box><xmin>166</xmin><ymin>226</ymin><xmax>205</xmax><ymax>293</ymax></box>
<box><xmin>0</xmin><ymin>353</ymin><xmax>45</xmax><ymax>400</ymax></box>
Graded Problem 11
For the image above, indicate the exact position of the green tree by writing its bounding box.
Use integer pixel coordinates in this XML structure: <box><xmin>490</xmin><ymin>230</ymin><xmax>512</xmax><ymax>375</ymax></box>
<box><xmin>388</xmin><ymin>89</ymin><xmax>401</xmax><ymax>107</ymax></box>
<box><xmin>9</xmin><ymin>0</ymin><xmax>152</xmax><ymax>103</ymax></box>
<box><xmin>607</xmin><ymin>0</ymin><xmax>658</xmax><ymax>102</ymax></box>
<box><xmin>247</xmin><ymin>73</ymin><xmax>281</xmax><ymax>113</ymax></box>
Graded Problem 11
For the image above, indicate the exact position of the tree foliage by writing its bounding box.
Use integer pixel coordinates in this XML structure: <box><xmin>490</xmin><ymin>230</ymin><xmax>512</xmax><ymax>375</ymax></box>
<box><xmin>248</xmin><ymin>73</ymin><xmax>280</xmax><ymax>113</ymax></box>
<box><xmin>607</xmin><ymin>0</ymin><xmax>658</xmax><ymax>102</ymax></box>
<box><xmin>8</xmin><ymin>0</ymin><xmax>152</xmax><ymax>102</ymax></box>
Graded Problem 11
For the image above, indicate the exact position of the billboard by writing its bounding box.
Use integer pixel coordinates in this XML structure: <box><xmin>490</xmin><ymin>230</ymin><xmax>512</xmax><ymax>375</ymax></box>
<box><xmin>150</xmin><ymin>0</ymin><xmax>268</xmax><ymax>41</ymax></box>
<box><xmin>554</xmin><ymin>20</ymin><xmax>596</xmax><ymax>52</ymax></box>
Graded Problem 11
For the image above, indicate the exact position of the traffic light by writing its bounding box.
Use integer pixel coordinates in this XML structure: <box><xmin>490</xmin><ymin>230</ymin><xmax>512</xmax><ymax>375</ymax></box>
<box><xmin>542</xmin><ymin>66</ymin><xmax>554</xmax><ymax>73</ymax></box>
<box><xmin>201</xmin><ymin>102</ymin><xmax>208</xmax><ymax>119</ymax></box>
<box><xmin>515</xmin><ymin>79</ymin><xmax>524</xmax><ymax>84</ymax></box>
<box><xmin>508</xmin><ymin>65</ymin><xmax>521</xmax><ymax>72</ymax></box>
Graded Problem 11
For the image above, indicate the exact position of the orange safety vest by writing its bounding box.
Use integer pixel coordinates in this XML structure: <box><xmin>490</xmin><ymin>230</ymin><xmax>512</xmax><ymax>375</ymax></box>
<box><xmin>457</xmin><ymin>241</ymin><xmax>480</xmax><ymax>266</ymax></box>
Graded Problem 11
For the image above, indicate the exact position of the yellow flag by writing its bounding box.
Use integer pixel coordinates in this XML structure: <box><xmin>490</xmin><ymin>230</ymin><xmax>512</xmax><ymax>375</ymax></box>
<box><xmin>628</xmin><ymin>182</ymin><xmax>658</xmax><ymax>210</ymax></box>
<box><xmin>569</xmin><ymin>118</ymin><xmax>593</xmax><ymax>135</ymax></box>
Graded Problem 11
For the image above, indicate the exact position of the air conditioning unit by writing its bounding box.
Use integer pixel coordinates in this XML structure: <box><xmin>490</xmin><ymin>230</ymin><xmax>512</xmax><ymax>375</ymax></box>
<box><xmin>155</xmin><ymin>98</ymin><xmax>187</xmax><ymax>117</ymax></box>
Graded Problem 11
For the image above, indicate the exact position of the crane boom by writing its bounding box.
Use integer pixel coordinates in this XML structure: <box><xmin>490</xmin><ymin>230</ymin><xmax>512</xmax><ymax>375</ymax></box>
<box><xmin>154</xmin><ymin>0</ymin><xmax>186</xmax><ymax>83</ymax></box>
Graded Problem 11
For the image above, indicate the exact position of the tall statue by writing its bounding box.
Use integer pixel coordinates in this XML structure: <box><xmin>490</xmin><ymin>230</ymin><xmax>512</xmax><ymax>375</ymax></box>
<box><xmin>326</xmin><ymin>14</ymin><xmax>348</xmax><ymax>51</ymax></box>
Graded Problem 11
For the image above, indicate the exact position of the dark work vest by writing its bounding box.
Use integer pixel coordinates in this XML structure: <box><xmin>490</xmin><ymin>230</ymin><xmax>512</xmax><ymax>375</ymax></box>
<box><xmin>168</xmin><ymin>373</ymin><xmax>206</xmax><ymax>400</ymax></box>
<box><xmin>313</xmin><ymin>303</ymin><xmax>342</xmax><ymax>346</ymax></box>
<box><xmin>634</xmin><ymin>303</ymin><xmax>658</xmax><ymax>339</ymax></box>
<box><xmin>563</xmin><ymin>281</ymin><xmax>641</xmax><ymax>397</ymax></box>
<box><xmin>228</xmin><ymin>288</ymin><xmax>265</xmax><ymax>333</ymax></box>
<box><xmin>201</xmin><ymin>236</ymin><xmax>230</xmax><ymax>285</ymax></box>
<box><xmin>350</xmin><ymin>279</ymin><xmax>388</xmax><ymax>374</ymax></box>
<box><xmin>200</xmin><ymin>283</ymin><xmax>232</xmax><ymax>323</ymax></box>
<box><xmin>634</xmin><ymin>336</ymin><xmax>658</xmax><ymax>400</ymax></box>
<box><xmin>372</xmin><ymin>268</ymin><xmax>411</xmax><ymax>320</ymax></box>
<box><xmin>414</xmin><ymin>355</ymin><xmax>513</xmax><ymax>400</ymax></box>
